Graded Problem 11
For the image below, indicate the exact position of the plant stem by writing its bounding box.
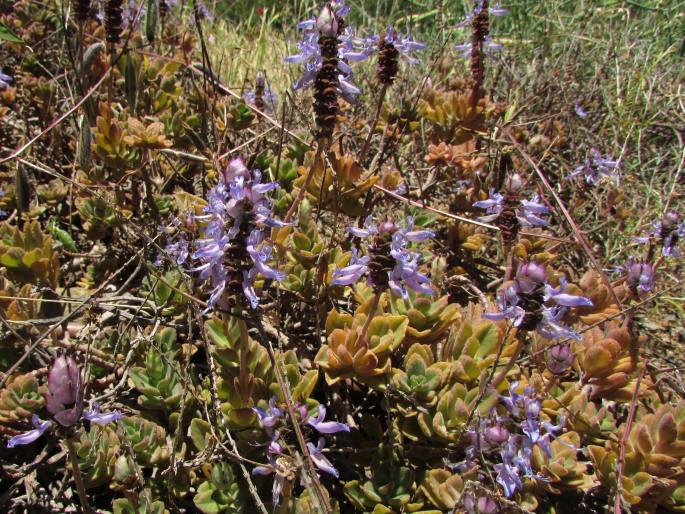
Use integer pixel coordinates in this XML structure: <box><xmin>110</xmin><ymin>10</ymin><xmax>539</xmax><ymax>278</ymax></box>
<box><xmin>285</xmin><ymin>143</ymin><xmax>324</xmax><ymax>223</ymax></box>
<box><xmin>65</xmin><ymin>437</ymin><xmax>94</xmax><ymax>514</ymax></box>
<box><xmin>360</xmin><ymin>83</ymin><xmax>388</xmax><ymax>164</ymax></box>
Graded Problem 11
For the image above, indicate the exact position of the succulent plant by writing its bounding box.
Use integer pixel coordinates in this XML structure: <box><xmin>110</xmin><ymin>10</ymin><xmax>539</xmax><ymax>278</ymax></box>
<box><xmin>36</xmin><ymin>179</ymin><xmax>68</xmax><ymax>206</ymax></box>
<box><xmin>129</xmin><ymin>328</ymin><xmax>184</xmax><ymax>414</ymax></box>
<box><xmin>0</xmin><ymin>221</ymin><xmax>60</xmax><ymax>287</ymax></box>
<box><xmin>419</xmin><ymin>468</ymin><xmax>466</xmax><ymax>511</ymax></box>
<box><xmin>567</xmin><ymin>271</ymin><xmax>621</xmax><ymax>325</ymax></box>
<box><xmin>531</xmin><ymin>431</ymin><xmax>597</xmax><ymax>493</ymax></box>
<box><xmin>76</xmin><ymin>195</ymin><xmax>123</xmax><ymax>240</ymax></box>
<box><xmin>392</xmin><ymin>344</ymin><xmax>450</xmax><ymax>404</ymax></box>
<box><xmin>193</xmin><ymin>463</ymin><xmax>246</xmax><ymax>514</ymax></box>
<box><xmin>577</xmin><ymin>323</ymin><xmax>649</xmax><ymax>402</ymax></box>
<box><xmin>589</xmin><ymin>401</ymin><xmax>685</xmax><ymax>512</ymax></box>
<box><xmin>113</xmin><ymin>495</ymin><xmax>170</xmax><ymax>514</ymax></box>
<box><xmin>315</xmin><ymin>296</ymin><xmax>409</xmax><ymax>386</ymax></box>
<box><xmin>0</xmin><ymin>372</ymin><xmax>45</xmax><ymax>424</ymax></box>
<box><xmin>92</xmin><ymin>102</ymin><xmax>139</xmax><ymax>171</ymax></box>
<box><xmin>119</xmin><ymin>416</ymin><xmax>170</xmax><ymax>467</ymax></box>
<box><xmin>389</xmin><ymin>291</ymin><xmax>461</xmax><ymax>344</ymax></box>
<box><xmin>292</xmin><ymin>152</ymin><xmax>378</xmax><ymax>217</ymax></box>
<box><xmin>75</xmin><ymin>424</ymin><xmax>121</xmax><ymax>488</ymax></box>
<box><xmin>344</xmin><ymin>464</ymin><xmax>425</xmax><ymax>513</ymax></box>
<box><xmin>124</xmin><ymin>118</ymin><xmax>172</xmax><ymax>149</ymax></box>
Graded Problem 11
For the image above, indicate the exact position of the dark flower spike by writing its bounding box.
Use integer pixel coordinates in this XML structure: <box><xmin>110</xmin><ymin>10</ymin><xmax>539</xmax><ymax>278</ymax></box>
<box><xmin>626</xmin><ymin>259</ymin><xmax>655</xmax><ymax>295</ymax></box>
<box><xmin>7</xmin><ymin>415</ymin><xmax>52</xmax><ymax>448</ymax></box>
<box><xmin>190</xmin><ymin>158</ymin><xmax>286</xmax><ymax>311</ymax></box>
<box><xmin>306</xmin><ymin>404</ymin><xmax>350</xmax><ymax>434</ymax></box>
<box><xmin>334</xmin><ymin>216</ymin><xmax>435</xmax><ymax>297</ymax></box>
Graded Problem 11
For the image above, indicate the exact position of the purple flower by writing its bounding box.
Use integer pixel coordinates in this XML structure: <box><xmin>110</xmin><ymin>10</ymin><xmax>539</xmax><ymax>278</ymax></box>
<box><xmin>307</xmin><ymin>437</ymin><xmax>339</xmax><ymax>477</ymax></box>
<box><xmin>544</xmin><ymin>279</ymin><xmax>593</xmax><ymax>308</ymax></box>
<box><xmin>568</xmin><ymin>148</ymin><xmax>621</xmax><ymax>186</ymax></box>
<box><xmin>464</xmin><ymin>494</ymin><xmax>500</xmax><ymax>514</ymax></box>
<box><xmin>517</xmin><ymin>194</ymin><xmax>550</xmax><ymax>227</ymax></box>
<box><xmin>83</xmin><ymin>402</ymin><xmax>124</xmax><ymax>425</ymax></box>
<box><xmin>348</xmin><ymin>215</ymin><xmax>379</xmax><ymax>238</ymax></box>
<box><xmin>0</xmin><ymin>68</ymin><xmax>11</xmax><ymax>89</ymax></box>
<box><xmin>634</xmin><ymin>211</ymin><xmax>684</xmax><ymax>258</ymax></box>
<box><xmin>244</xmin><ymin>87</ymin><xmax>278</xmax><ymax>113</ymax></box>
<box><xmin>7</xmin><ymin>415</ymin><xmax>52</xmax><ymax>448</ymax></box>
<box><xmin>331</xmin><ymin>249</ymin><xmax>370</xmax><ymax>286</ymax></box>
<box><xmin>383</xmin><ymin>26</ymin><xmax>427</xmax><ymax>65</ymax></box>
<box><xmin>473</xmin><ymin>190</ymin><xmax>504</xmax><ymax>222</ymax></box>
<box><xmin>546</xmin><ymin>344</ymin><xmax>574</xmax><ymax>374</ymax></box>
<box><xmin>253</xmin><ymin>397</ymin><xmax>284</xmax><ymax>433</ymax></box>
<box><xmin>306</xmin><ymin>405</ymin><xmax>350</xmax><ymax>434</ymax></box>
<box><xmin>494</xmin><ymin>460</ymin><xmax>521</xmax><ymax>498</ymax></box>
<box><xmin>537</xmin><ymin>306</ymin><xmax>582</xmax><ymax>340</ymax></box>
<box><xmin>190</xmin><ymin>159</ymin><xmax>285</xmax><ymax>311</ymax></box>
<box><xmin>454</xmin><ymin>37</ymin><xmax>504</xmax><ymax>59</ymax></box>
<box><xmin>574</xmin><ymin>102</ymin><xmax>589</xmax><ymax>118</ymax></box>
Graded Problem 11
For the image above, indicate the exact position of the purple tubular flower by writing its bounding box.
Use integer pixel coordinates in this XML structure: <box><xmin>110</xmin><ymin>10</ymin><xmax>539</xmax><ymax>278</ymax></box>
<box><xmin>515</xmin><ymin>262</ymin><xmax>547</xmax><ymax>292</ymax></box>
<box><xmin>544</xmin><ymin>279</ymin><xmax>593</xmax><ymax>308</ymax></box>
<box><xmin>306</xmin><ymin>405</ymin><xmax>350</xmax><ymax>434</ymax></box>
<box><xmin>0</xmin><ymin>68</ymin><xmax>12</xmax><ymax>89</ymax></box>
<box><xmin>348</xmin><ymin>216</ymin><xmax>379</xmax><ymax>238</ymax></box>
<box><xmin>473</xmin><ymin>190</ymin><xmax>504</xmax><ymax>223</ymax></box>
<box><xmin>331</xmin><ymin>249</ymin><xmax>370</xmax><ymax>286</ymax></box>
<box><xmin>568</xmin><ymin>148</ymin><xmax>621</xmax><ymax>186</ymax></box>
<box><xmin>483</xmin><ymin>286</ymin><xmax>525</xmax><ymax>326</ymax></box>
<box><xmin>83</xmin><ymin>403</ymin><xmax>123</xmax><ymax>425</ymax></box>
<box><xmin>7</xmin><ymin>415</ymin><xmax>52</xmax><ymax>448</ymax></box>
<box><xmin>384</xmin><ymin>26</ymin><xmax>427</xmax><ymax>65</ymax></box>
<box><xmin>537</xmin><ymin>306</ymin><xmax>581</xmax><ymax>340</ymax></box>
<box><xmin>307</xmin><ymin>438</ymin><xmax>339</xmax><ymax>477</ymax></box>
<box><xmin>517</xmin><ymin>194</ymin><xmax>550</xmax><ymax>227</ymax></box>
<box><xmin>253</xmin><ymin>397</ymin><xmax>283</xmax><ymax>433</ymax></box>
<box><xmin>489</xmin><ymin>2</ymin><xmax>509</xmax><ymax>16</ymax></box>
<box><xmin>574</xmin><ymin>102</ymin><xmax>589</xmax><ymax>118</ymax></box>
<box><xmin>247</xmin><ymin>229</ymin><xmax>285</xmax><ymax>283</ymax></box>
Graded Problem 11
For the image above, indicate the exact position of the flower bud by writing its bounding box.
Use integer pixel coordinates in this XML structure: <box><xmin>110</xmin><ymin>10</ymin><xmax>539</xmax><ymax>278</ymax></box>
<box><xmin>224</xmin><ymin>157</ymin><xmax>250</xmax><ymax>183</ymax></box>
<box><xmin>662</xmin><ymin>211</ymin><xmax>680</xmax><ymax>229</ymax></box>
<box><xmin>316</xmin><ymin>4</ymin><xmax>338</xmax><ymax>37</ymax></box>
<box><xmin>484</xmin><ymin>424</ymin><xmax>509</xmax><ymax>445</ymax></box>
<box><xmin>505</xmin><ymin>173</ymin><xmax>523</xmax><ymax>193</ymax></box>
<box><xmin>464</xmin><ymin>493</ymin><xmax>499</xmax><ymax>514</ymax></box>
<box><xmin>547</xmin><ymin>344</ymin><xmax>574</xmax><ymax>374</ymax></box>
<box><xmin>378</xmin><ymin>219</ymin><xmax>397</xmax><ymax>235</ymax></box>
<box><xmin>627</xmin><ymin>260</ymin><xmax>654</xmax><ymax>294</ymax></box>
<box><xmin>515</xmin><ymin>261</ymin><xmax>547</xmax><ymax>292</ymax></box>
<box><xmin>45</xmin><ymin>355</ymin><xmax>84</xmax><ymax>427</ymax></box>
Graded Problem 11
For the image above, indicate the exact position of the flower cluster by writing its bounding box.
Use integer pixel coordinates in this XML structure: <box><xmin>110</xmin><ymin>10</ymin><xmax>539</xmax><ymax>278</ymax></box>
<box><xmin>634</xmin><ymin>210</ymin><xmax>684</xmax><ymax>258</ymax></box>
<box><xmin>243</xmin><ymin>73</ymin><xmax>278</xmax><ymax>114</ymax></box>
<box><xmin>484</xmin><ymin>262</ymin><xmax>592</xmax><ymax>339</ymax></box>
<box><xmin>625</xmin><ymin>258</ymin><xmax>655</xmax><ymax>295</ymax></box>
<box><xmin>568</xmin><ymin>148</ymin><xmax>621</xmax><ymax>186</ymax></box>
<box><xmin>474</xmin><ymin>190</ymin><xmax>550</xmax><ymax>228</ymax></box>
<box><xmin>454</xmin><ymin>0</ymin><xmax>508</xmax><ymax>58</ymax></box>
<box><xmin>332</xmin><ymin>216</ymin><xmax>435</xmax><ymax>298</ymax></box>
<box><xmin>190</xmin><ymin>158</ymin><xmax>286</xmax><ymax>311</ymax></box>
<box><xmin>252</xmin><ymin>399</ymin><xmax>349</xmax><ymax>505</ymax></box>
<box><xmin>7</xmin><ymin>356</ymin><xmax>122</xmax><ymax>448</ymax></box>
<box><xmin>285</xmin><ymin>0</ymin><xmax>365</xmax><ymax>101</ymax></box>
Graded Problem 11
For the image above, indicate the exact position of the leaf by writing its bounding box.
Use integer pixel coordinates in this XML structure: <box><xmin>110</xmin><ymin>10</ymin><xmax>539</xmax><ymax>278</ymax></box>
<box><xmin>0</xmin><ymin>22</ymin><xmax>23</xmax><ymax>44</ymax></box>
<box><xmin>189</xmin><ymin>418</ymin><xmax>212</xmax><ymax>451</ymax></box>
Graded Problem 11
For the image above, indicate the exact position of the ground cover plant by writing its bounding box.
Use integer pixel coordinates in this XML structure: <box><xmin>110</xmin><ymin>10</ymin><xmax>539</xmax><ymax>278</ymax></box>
<box><xmin>0</xmin><ymin>0</ymin><xmax>683</xmax><ymax>512</ymax></box>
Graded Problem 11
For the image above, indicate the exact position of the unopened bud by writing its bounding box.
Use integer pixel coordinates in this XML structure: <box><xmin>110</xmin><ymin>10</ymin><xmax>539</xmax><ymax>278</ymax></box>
<box><xmin>547</xmin><ymin>344</ymin><xmax>574</xmax><ymax>374</ymax></box>
<box><xmin>505</xmin><ymin>173</ymin><xmax>523</xmax><ymax>193</ymax></box>
<box><xmin>316</xmin><ymin>4</ymin><xmax>338</xmax><ymax>37</ymax></box>
<box><xmin>378</xmin><ymin>219</ymin><xmax>397</xmax><ymax>235</ymax></box>
<box><xmin>662</xmin><ymin>211</ymin><xmax>680</xmax><ymax>229</ymax></box>
<box><xmin>484</xmin><ymin>424</ymin><xmax>509</xmax><ymax>445</ymax></box>
<box><xmin>515</xmin><ymin>261</ymin><xmax>547</xmax><ymax>293</ymax></box>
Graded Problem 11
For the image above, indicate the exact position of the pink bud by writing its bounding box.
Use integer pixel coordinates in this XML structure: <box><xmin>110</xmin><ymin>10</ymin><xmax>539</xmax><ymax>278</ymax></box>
<box><xmin>316</xmin><ymin>4</ymin><xmax>338</xmax><ymax>36</ymax></box>
<box><xmin>224</xmin><ymin>158</ymin><xmax>250</xmax><ymax>183</ymax></box>
<box><xmin>662</xmin><ymin>211</ymin><xmax>679</xmax><ymax>229</ymax></box>
<box><xmin>515</xmin><ymin>261</ymin><xmax>547</xmax><ymax>292</ymax></box>
<box><xmin>484</xmin><ymin>424</ymin><xmax>509</xmax><ymax>445</ymax></box>
<box><xmin>547</xmin><ymin>344</ymin><xmax>574</xmax><ymax>374</ymax></box>
<box><xmin>378</xmin><ymin>219</ymin><xmax>397</xmax><ymax>235</ymax></box>
<box><xmin>45</xmin><ymin>356</ymin><xmax>84</xmax><ymax>426</ymax></box>
<box><xmin>505</xmin><ymin>173</ymin><xmax>523</xmax><ymax>193</ymax></box>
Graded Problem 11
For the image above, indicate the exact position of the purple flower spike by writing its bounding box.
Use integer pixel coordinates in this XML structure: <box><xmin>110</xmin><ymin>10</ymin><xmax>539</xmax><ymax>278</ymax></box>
<box><xmin>569</xmin><ymin>148</ymin><xmax>621</xmax><ymax>186</ymax></box>
<box><xmin>306</xmin><ymin>405</ymin><xmax>350</xmax><ymax>434</ymax></box>
<box><xmin>518</xmin><ymin>194</ymin><xmax>550</xmax><ymax>227</ymax></box>
<box><xmin>307</xmin><ymin>438</ymin><xmax>339</xmax><ymax>477</ymax></box>
<box><xmin>7</xmin><ymin>415</ymin><xmax>52</xmax><ymax>448</ymax></box>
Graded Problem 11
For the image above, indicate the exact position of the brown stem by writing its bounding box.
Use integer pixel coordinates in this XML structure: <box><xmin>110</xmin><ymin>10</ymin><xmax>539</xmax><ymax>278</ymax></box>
<box><xmin>491</xmin><ymin>333</ymin><xmax>525</xmax><ymax>390</ymax></box>
<box><xmin>285</xmin><ymin>143</ymin><xmax>324</xmax><ymax>223</ymax></box>
<box><xmin>360</xmin><ymin>84</ymin><xmax>389</xmax><ymax>164</ymax></box>
<box><xmin>65</xmin><ymin>437</ymin><xmax>94</xmax><ymax>514</ymax></box>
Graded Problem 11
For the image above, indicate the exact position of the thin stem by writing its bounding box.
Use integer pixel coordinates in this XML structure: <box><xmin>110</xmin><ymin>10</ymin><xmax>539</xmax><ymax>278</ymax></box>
<box><xmin>360</xmin><ymin>83</ymin><xmax>388</xmax><ymax>164</ymax></box>
<box><xmin>65</xmin><ymin>437</ymin><xmax>94</xmax><ymax>514</ymax></box>
<box><xmin>285</xmin><ymin>143</ymin><xmax>324</xmax><ymax>223</ymax></box>
<box><xmin>491</xmin><ymin>332</ymin><xmax>526</xmax><ymax>390</ymax></box>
